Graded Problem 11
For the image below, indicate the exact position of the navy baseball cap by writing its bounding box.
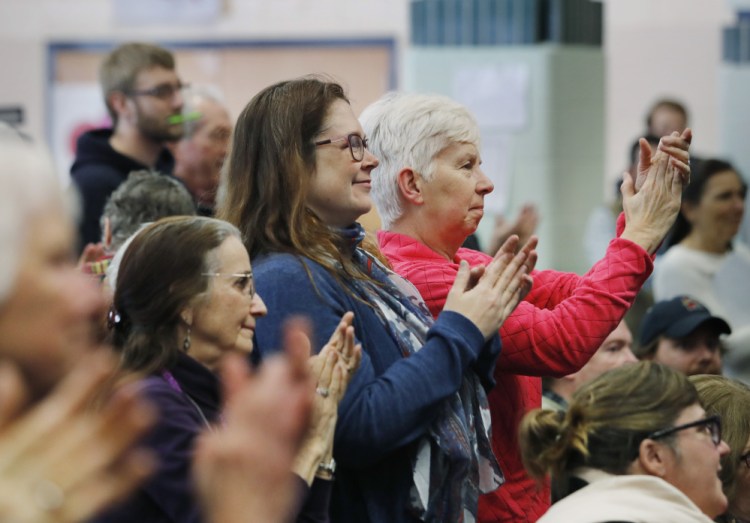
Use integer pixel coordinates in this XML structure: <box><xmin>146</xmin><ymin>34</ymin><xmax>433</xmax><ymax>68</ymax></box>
<box><xmin>638</xmin><ymin>296</ymin><xmax>732</xmax><ymax>348</ymax></box>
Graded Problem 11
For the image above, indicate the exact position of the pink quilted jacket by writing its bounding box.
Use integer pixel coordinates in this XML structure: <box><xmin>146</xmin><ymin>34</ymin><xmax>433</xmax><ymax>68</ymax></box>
<box><xmin>378</xmin><ymin>215</ymin><xmax>654</xmax><ymax>522</ymax></box>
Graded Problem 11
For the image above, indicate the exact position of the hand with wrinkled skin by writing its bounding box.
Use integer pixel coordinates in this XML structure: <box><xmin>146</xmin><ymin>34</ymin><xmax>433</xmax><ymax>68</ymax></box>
<box><xmin>295</xmin><ymin>313</ymin><xmax>361</xmax><ymax>484</ymax></box>
<box><xmin>487</xmin><ymin>203</ymin><xmax>540</xmax><ymax>255</ymax></box>
<box><xmin>194</xmin><ymin>321</ymin><xmax>314</xmax><ymax>523</ymax></box>
<box><xmin>621</xmin><ymin>128</ymin><xmax>692</xmax><ymax>254</ymax></box>
<box><xmin>0</xmin><ymin>352</ymin><xmax>156</xmax><ymax>523</ymax></box>
<box><xmin>445</xmin><ymin>234</ymin><xmax>537</xmax><ymax>340</ymax></box>
<box><xmin>634</xmin><ymin>129</ymin><xmax>692</xmax><ymax>193</ymax></box>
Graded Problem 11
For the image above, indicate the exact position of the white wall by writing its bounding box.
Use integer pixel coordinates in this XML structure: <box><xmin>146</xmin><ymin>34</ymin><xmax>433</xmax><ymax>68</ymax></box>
<box><xmin>0</xmin><ymin>0</ymin><xmax>737</xmax><ymax>204</ymax></box>
<box><xmin>0</xmin><ymin>0</ymin><xmax>410</xmax><ymax>143</ymax></box>
<box><xmin>604</xmin><ymin>0</ymin><xmax>735</xmax><ymax>189</ymax></box>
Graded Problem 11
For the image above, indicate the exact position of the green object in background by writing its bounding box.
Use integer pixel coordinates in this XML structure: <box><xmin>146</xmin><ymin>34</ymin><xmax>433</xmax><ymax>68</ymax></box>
<box><xmin>167</xmin><ymin>111</ymin><xmax>202</xmax><ymax>124</ymax></box>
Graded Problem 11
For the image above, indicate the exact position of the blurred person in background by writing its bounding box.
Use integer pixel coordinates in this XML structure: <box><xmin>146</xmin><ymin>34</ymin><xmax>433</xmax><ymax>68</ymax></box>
<box><xmin>171</xmin><ymin>88</ymin><xmax>232</xmax><ymax>217</ymax></box>
<box><xmin>635</xmin><ymin>296</ymin><xmax>730</xmax><ymax>376</ymax></box>
<box><xmin>0</xmin><ymin>126</ymin><xmax>156</xmax><ymax>522</ymax></box>
<box><xmin>79</xmin><ymin>169</ymin><xmax>196</xmax><ymax>280</ymax></box>
<box><xmin>71</xmin><ymin>42</ymin><xmax>185</xmax><ymax>249</ymax></box>
<box><xmin>542</xmin><ymin>320</ymin><xmax>637</xmax><ymax>412</ymax></box>
<box><xmin>691</xmin><ymin>374</ymin><xmax>750</xmax><ymax>523</ymax></box>
<box><xmin>654</xmin><ymin>159</ymin><xmax>750</xmax><ymax>382</ymax></box>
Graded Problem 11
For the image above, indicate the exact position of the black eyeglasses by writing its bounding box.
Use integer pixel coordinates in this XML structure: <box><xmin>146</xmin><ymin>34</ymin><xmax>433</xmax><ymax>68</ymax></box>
<box><xmin>125</xmin><ymin>82</ymin><xmax>189</xmax><ymax>100</ymax></box>
<box><xmin>741</xmin><ymin>452</ymin><xmax>750</xmax><ymax>469</ymax></box>
<box><xmin>648</xmin><ymin>415</ymin><xmax>722</xmax><ymax>446</ymax></box>
<box><xmin>314</xmin><ymin>133</ymin><xmax>369</xmax><ymax>161</ymax></box>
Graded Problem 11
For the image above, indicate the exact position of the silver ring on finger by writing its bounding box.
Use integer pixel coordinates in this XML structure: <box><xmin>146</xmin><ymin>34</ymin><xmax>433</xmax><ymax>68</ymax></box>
<box><xmin>316</xmin><ymin>387</ymin><xmax>330</xmax><ymax>398</ymax></box>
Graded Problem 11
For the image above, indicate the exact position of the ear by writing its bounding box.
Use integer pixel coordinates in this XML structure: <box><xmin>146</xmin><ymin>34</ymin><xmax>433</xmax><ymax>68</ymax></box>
<box><xmin>107</xmin><ymin>91</ymin><xmax>131</xmax><ymax>122</ymax></box>
<box><xmin>396</xmin><ymin>167</ymin><xmax>424</xmax><ymax>206</ymax></box>
<box><xmin>180</xmin><ymin>307</ymin><xmax>194</xmax><ymax>327</ymax></box>
<box><xmin>635</xmin><ymin>438</ymin><xmax>671</xmax><ymax>478</ymax></box>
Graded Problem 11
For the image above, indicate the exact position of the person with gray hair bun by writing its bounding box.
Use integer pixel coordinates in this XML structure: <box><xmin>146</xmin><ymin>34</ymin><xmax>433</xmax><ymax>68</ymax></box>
<box><xmin>360</xmin><ymin>91</ymin><xmax>692</xmax><ymax>522</ymax></box>
<box><xmin>521</xmin><ymin>362</ymin><xmax>729</xmax><ymax>522</ymax></box>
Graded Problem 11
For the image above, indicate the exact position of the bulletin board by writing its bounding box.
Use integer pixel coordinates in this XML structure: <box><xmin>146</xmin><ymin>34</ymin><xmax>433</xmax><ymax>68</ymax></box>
<box><xmin>46</xmin><ymin>38</ymin><xmax>397</xmax><ymax>181</ymax></box>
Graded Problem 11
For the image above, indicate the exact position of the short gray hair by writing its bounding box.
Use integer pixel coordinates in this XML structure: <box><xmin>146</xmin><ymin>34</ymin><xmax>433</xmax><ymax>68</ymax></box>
<box><xmin>359</xmin><ymin>92</ymin><xmax>481</xmax><ymax>230</ymax></box>
<box><xmin>101</xmin><ymin>170</ymin><xmax>196</xmax><ymax>251</ymax></box>
<box><xmin>0</xmin><ymin>126</ymin><xmax>67</xmax><ymax>303</ymax></box>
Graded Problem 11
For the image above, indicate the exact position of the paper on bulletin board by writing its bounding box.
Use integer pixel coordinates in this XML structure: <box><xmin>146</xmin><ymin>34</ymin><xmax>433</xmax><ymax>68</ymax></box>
<box><xmin>51</xmin><ymin>83</ymin><xmax>110</xmax><ymax>184</ymax></box>
<box><xmin>451</xmin><ymin>64</ymin><xmax>529</xmax><ymax>130</ymax></box>
<box><xmin>479</xmin><ymin>132</ymin><xmax>510</xmax><ymax>215</ymax></box>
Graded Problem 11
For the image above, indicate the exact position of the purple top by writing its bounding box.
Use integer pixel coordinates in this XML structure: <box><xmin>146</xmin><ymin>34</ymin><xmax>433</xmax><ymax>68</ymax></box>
<box><xmin>91</xmin><ymin>352</ymin><xmax>331</xmax><ymax>523</ymax></box>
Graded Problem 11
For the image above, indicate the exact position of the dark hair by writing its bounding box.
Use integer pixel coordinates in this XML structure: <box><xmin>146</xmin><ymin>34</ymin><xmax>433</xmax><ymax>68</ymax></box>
<box><xmin>217</xmin><ymin>76</ymin><xmax>386</xmax><ymax>284</ymax></box>
<box><xmin>646</xmin><ymin>99</ymin><xmax>688</xmax><ymax>131</ymax></box>
<box><xmin>667</xmin><ymin>159</ymin><xmax>745</xmax><ymax>248</ymax></box>
<box><xmin>112</xmin><ymin>216</ymin><xmax>240</xmax><ymax>374</ymax></box>
<box><xmin>521</xmin><ymin>362</ymin><xmax>699</xmax><ymax>491</ymax></box>
<box><xmin>101</xmin><ymin>170</ymin><xmax>196</xmax><ymax>251</ymax></box>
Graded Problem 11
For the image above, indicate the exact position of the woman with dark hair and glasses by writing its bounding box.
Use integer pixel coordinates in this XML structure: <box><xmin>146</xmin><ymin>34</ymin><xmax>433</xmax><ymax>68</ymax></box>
<box><xmin>691</xmin><ymin>375</ymin><xmax>750</xmax><ymax>523</ymax></box>
<box><xmin>653</xmin><ymin>159</ymin><xmax>750</xmax><ymax>380</ymax></box>
<box><xmin>97</xmin><ymin>215</ymin><xmax>360</xmax><ymax>523</ymax></box>
<box><xmin>218</xmin><ymin>77</ymin><xmax>534</xmax><ymax>522</ymax></box>
<box><xmin>520</xmin><ymin>362</ymin><xmax>729</xmax><ymax>522</ymax></box>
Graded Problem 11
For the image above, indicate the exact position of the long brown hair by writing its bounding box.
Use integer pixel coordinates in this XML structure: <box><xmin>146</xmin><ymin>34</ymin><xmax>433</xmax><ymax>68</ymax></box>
<box><xmin>216</xmin><ymin>76</ymin><xmax>385</xmax><ymax>286</ymax></box>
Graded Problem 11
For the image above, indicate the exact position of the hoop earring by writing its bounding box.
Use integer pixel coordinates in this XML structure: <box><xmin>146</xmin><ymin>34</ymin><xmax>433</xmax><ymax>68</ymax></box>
<box><xmin>183</xmin><ymin>326</ymin><xmax>191</xmax><ymax>352</ymax></box>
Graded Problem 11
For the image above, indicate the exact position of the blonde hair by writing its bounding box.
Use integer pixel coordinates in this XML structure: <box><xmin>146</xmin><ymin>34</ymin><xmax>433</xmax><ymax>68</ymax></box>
<box><xmin>99</xmin><ymin>42</ymin><xmax>175</xmax><ymax>123</ymax></box>
<box><xmin>691</xmin><ymin>375</ymin><xmax>750</xmax><ymax>511</ymax></box>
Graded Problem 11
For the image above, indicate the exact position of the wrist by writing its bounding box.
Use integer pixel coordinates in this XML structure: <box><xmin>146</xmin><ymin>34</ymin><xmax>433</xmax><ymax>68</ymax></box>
<box><xmin>620</xmin><ymin>228</ymin><xmax>660</xmax><ymax>254</ymax></box>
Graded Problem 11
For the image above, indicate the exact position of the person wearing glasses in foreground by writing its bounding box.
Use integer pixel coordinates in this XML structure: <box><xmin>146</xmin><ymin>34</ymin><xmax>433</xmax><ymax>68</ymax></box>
<box><xmin>96</xmin><ymin>215</ymin><xmax>360</xmax><ymax>523</ymax></box>
<box><xmin>360</xmin><ymin>92</ymin><xmax>692</xmax><ymax>522</ymax></box>
<box><xmin>218</xmin><ymin>77</ymin><xmax>535</xmax><ymax>522</ymax></box>
<box><xmin>691</xmin><ymin>375</ymin><xmax>750</xmax><ymax>523</ymax></box>
<box><xmin>520</xmin><ymin>362</ymin><xmax>729</xmax><ymax>522</ymax></box>
<box><xmin>71</xmin><ymin>42</ymin><xmax>188</xmax><ymax>249</ymax></box>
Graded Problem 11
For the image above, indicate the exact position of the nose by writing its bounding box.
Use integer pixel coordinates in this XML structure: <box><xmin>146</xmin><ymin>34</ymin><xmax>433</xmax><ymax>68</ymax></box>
<box><xmin>361</xmin><ymin>148</ymin><xmax>379</xmax><ymax>169</ymax></box>
<box><xmin>477</xmin><ymin>167</ymin><xmax>494</xmax><ymax>195</ymax></box>
<box><xmin>172</xmin><ymin>89</ymin><xmax>185</xmax><ymax>111</ymax></box>
<box><xmin>696</xmin><ymin>344</ymin><xmax>717</xmax><ymax>363</ymax></box>
<box><xmin>717</xmin><ymin>439</ymin><xmax>730</xmax><ymax>456</ymax></box>
<box><xmin>622</xmin><ymin>348</ymin><xmax>638</xmax><ymax>364</ymax></box>
<box><xmin>251</xmin><ymin>292</ymin><xmax>268</xmax><ymax>318</ymax></box>
<box><xmin>733</xmin><ymin>195</ymin><xmax>745</xmax><ymax>214</ymax></box>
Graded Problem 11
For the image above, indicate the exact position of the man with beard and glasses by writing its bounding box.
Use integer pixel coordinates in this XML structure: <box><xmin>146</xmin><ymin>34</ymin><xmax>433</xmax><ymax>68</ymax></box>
<box><xmin>71</xmin><ymin>42</ymin><xmax>186</xmax><ymax>249</ymax></box>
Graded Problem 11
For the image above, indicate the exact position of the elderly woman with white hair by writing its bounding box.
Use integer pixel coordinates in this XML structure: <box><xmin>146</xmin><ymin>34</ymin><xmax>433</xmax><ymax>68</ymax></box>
<box><xmin>360</xmin><ymin>92</ymin><xmax>692</xmax><ymax>522</ymax></box>
<box><xmin>0</xmin><ymin>128</ymin><xmax>160</xmax><ymax>522</ymax></box>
